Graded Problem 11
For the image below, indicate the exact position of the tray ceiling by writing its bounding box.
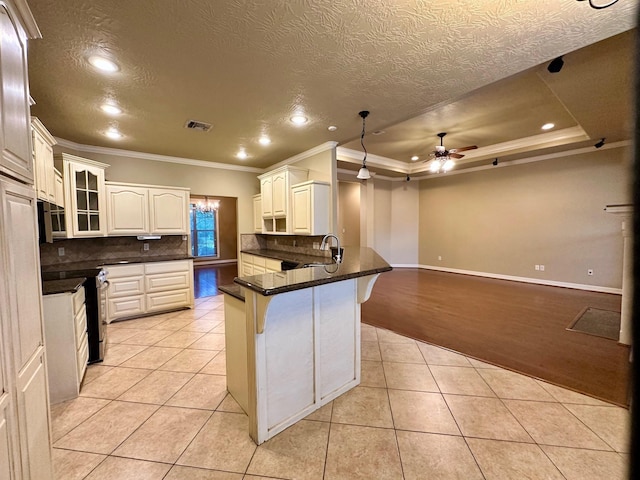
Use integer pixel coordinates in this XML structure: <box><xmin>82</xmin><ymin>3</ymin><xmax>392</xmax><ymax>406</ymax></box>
<box><xmin>26</xmin><ymin>0</ymin><xmax>637</xmax><ymax>175</ymax></box>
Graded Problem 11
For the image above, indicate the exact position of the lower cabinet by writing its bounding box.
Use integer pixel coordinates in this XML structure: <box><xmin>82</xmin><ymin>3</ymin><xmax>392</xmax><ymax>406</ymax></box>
<box><xmin>240</xmin><ymin>253</ymin><xmax>282</xmax><ymax>276</ymax></box>
<box><xmin>106</xmin><ymin>260</ymin><xmax>194</xmax><ymax>322</ymax></box>
<box><xmin>42</xmin><ymin>287</ymin><xmax>88</xmax><ymax>404</ymax></box>
<box><xmin>16</xmin><ymin>348</ymin><xmax>53</xmax><ymax>479</ymax></box>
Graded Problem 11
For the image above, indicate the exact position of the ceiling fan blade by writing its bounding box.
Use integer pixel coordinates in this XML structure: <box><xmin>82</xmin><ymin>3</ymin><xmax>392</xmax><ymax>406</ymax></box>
<box><xmin>449</xmin><ymin>153</ymin><xmax>464</xmax><ymax>159</ymax></box>
<box><xmin>449</xmin><ymin>145</ymin><xmax>478</xmax><ymax>153</ymax></box>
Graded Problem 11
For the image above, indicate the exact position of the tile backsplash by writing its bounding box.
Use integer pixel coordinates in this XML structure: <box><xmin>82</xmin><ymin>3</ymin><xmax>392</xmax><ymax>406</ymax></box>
<box><xmin>241</xmin><ymin>234</ymin><xmax>330</xmax><ymax>258</ymax></box>
<box><xmin>39</xmin><ymin>236</ymin><xmax>189</xmax><ymax>267</ymax></box>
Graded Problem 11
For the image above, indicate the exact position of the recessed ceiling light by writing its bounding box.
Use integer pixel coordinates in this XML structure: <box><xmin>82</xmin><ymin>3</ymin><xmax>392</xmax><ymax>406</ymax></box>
<box><xmin>105</xmin><ymin>128</ymin><xmax>123</xmax><ymax>139</ymax></box>
<box><xmin>258</xmin><ymin>136</ymin><xmax>271</xmax><ymax>146</ymax></box>
<box><xmin>541</xmin><ymin>123</ymin><xmax>555</xmax><ymax>130</ymax></box>
<box><xmin>100</xmin><ymin>103</ymin><xmax>122</xmax><ymax>115</ymax></box>
<box><xmin>237</xmin><ymin>150</ymin><xmax>248</xmax><ymax>160</ymax></box>
<box><xmin>328</xmin><ymin>125</ymin><xmax>337</xmax><ymax>131</ymax></box>
<box><xmin>411</xmin><ymin>156</ymin><xmax>419</xmax><ymax>161</ymax></box>
<box><xmin>88</xmin><ymin>55</ymin><xmax>119</xmax><ymax>73</ymax></box>
<box><xmin>290</xmin><ymin>115</ymin><xmax>308</xmax><ymax>125</ymax></box>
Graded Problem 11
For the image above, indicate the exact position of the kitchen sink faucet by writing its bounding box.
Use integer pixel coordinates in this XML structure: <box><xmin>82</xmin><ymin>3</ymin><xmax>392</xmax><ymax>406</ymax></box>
<box><xmin>320</xmin><ymin>233</ymin><xmax>342</xmax><ymax>264</ymax></box>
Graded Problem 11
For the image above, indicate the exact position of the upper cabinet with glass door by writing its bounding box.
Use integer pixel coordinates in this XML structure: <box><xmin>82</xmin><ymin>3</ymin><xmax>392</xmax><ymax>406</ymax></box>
<box><xmin>55</xmin><ymin>153</ymin><xmax>108</xmax><ymax>237</ymax></box>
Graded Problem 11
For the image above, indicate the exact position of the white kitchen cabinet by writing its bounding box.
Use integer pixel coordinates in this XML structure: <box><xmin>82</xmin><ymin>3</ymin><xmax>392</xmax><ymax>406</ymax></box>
<box><xmin>31</xmin><ymin>117</ymin><xmax>56</xmax><ymax>204</ymax></box>
<box><xmin>240</xmin><ymin>253</ymin><xmax>282</xmax><ymax>276</ymax></box>
<box><xmin>16</xmin><ymin>349</ymin><xmax>52</xmax><ymax>479</ymax></box>
<box><xmin>149</xmin><ymin>187</ymin><xmax>189</xmax><ymax>235</ymax></box>
<box><xmin>57</xmin><ymin>153</ymin><xmax>109</xmax><ymax>237</ymax></box>
<box><xmin>0</xmin><ymin>2</ymin><xmax>52</xmax><ymax>478</ymax></box>
<box><xmin>42</xmin><ymin>287</ymin><xmax>88</xmax><ymax>404</ymax></box>
<box><xmin>106</xmin><ymin>183</ymin><xmax>150</xmax><ymax>235</ymax></box>
<box><xmin>253</xmin><ymin>194</ymin><xmax>262</xmax><ymax>233</ymax></box>
<box><xmin>291</xmin><ymin>180</ymin><xmax>330</xmax><ymax>235</ymax></box>
<box><xmin>105</xmin><ymin>263</ymin><xmax>146</xmax><ymax>322</ymax></box>
<box><xmin>53</xmin><ymin>168</ymin><xmax>64</xmax><ymax>207</ymax></box>
<box><xmin>0</xmin><ymin>5</ymin><xmax>33</xmax><ymax>184</ymax></box>
<box><xmin>258</xmin><ymin>166</ymin><xmax>307</xmax><ymax>234</ymax></box>
<box><xmin>105</xmin><ymin>182</ymin><xmax>190</xmax><ymax>236</ymax></box>
<box><xmin>105</xmin><ymin>260</ymin><xmax>194</xmax><ymax>322</ymax></box>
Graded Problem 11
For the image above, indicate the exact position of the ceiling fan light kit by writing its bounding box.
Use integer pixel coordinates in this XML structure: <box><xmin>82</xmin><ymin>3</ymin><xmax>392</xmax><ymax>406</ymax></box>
<box><xmin>356</xmin><ymin>110</ymin><xmax>371</xmax><ymax>180</ymax></box>
<box><xmin>427</xmin><ymin>132</ymin><xmax>478</xmax><ymax>174</ymax></box>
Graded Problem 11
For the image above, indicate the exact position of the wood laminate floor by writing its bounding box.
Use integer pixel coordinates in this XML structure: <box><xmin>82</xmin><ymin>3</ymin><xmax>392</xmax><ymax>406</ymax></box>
<box><xmin>362</xmin><ymin>268</ymin><xmax>630</xmax><ymax>406</ymax></box>
<box><xmin>193</xmin><ymin>263</ymin><xmax>238</xmax><ymax>298</ymax></box>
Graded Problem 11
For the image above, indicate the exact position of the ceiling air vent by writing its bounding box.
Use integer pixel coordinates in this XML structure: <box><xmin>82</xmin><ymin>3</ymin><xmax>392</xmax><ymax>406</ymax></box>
<box><xmin>184</xmin><ymin>119</ymin><xmax>212</xmax><ymax>132</ymax></box>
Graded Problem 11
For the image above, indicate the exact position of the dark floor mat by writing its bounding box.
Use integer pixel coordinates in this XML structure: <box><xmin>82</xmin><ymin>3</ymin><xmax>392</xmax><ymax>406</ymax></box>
<box><xmin>568</xmin><ymin>307</ymin><xmax>620</xmax><ymax>341</ymax></box>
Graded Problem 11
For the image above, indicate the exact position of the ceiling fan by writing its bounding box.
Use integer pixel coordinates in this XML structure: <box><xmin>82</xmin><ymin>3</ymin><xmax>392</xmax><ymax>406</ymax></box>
<box><xmin>428</xmin><ymin>132</ymin><xmax>478</xmax><ymax>173</ymax></box>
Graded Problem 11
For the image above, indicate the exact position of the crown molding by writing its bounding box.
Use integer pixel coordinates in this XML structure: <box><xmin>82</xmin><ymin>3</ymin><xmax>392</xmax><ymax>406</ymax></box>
<box><xmin>336</xmin><ymin>147</ymin><xmax>407</xmax><ymax>172</ymax></box>
<box><xmin>266</xmin><ymin>141</ymin><xmax>338</xmax><ymax>170</ymax></box>
<box><xmin>54</xmin><ymin>137</ymin><xmax>264</xmax><ymax>173</ymax></box>
<box><xmin>416</xmin><ymin>139</ymin><xmax>631</xmax><ymax>181</ymax></box>
<box><xmin>11</xmin><ymin>0</ymin><xmax>41</xmax><ymax>38</ymax></box>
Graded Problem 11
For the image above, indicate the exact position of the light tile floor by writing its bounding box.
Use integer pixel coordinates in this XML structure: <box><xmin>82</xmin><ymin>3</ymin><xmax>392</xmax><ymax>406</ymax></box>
<box><xmin>51</xmin><ymin>294</ymin><xmax>630</xmax><ymax>479</ymax></box>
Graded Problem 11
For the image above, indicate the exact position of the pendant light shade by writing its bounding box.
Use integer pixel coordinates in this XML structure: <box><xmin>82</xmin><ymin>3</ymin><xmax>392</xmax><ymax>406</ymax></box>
<box><xmin>356</xmin><ymin>110</ymin><xmax>370</xmax><ymax>180</ymax></box>
<box><xmin>357</xmin><ymin>165</ymin><xmax>370</xmax><ymax>180</ymax></box>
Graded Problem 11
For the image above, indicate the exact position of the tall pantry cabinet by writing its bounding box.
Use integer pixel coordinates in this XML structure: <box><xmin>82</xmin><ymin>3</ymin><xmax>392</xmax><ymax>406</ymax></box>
<box><xmin>0</xmin><ymin>2</ymin><xmax>53</xmax><ymax>479</ymax></box>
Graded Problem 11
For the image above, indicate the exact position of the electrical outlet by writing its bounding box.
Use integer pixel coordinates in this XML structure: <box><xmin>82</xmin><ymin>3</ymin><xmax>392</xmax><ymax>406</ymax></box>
<box><xmin>539</xmin><ymin>265</ymin><xmax>545</xmax><ymax>271</ymax></box>
<box><xmin>438</xmin><ymin>255</ymin><xmax>442</xmax><ymax>261</ymax></box>
<box><xmin>182</xmin><ymin>235</ymin><xmax>187</xmax><ymax>241</ymax></box>
<box><xmin>58</xmin><ymin>247</ymin><xmax>65</xmax><ymax>256</ymax></box>
<box><xmin>588</xmin><ymin>269</ymin><xmax>594</xmax><ymax>276</ymax></box>
<box><xmin>535</xmin><ymin>264</ymin><xmax>540</xmax><ymax>271</ymax></box>
<box><xmin>143</xmin><ymin>243</ymin><xmax>149</xmax><ymax>251</ymax></box>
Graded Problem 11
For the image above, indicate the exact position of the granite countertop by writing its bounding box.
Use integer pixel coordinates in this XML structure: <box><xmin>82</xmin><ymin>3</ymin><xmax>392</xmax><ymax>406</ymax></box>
<box><xmin>234</xmin><ymin>246</ymin><xmax>392</xmax><ymax>296</ymax></box>
<box><xmin>219</xmin><ymin>283</ymin><xmax>244</xmax><ymax>301</ymax></box>
<box><xmin>41</xmin><ymin>254</ymin><xmax>193</xmax><ymax>273</ymax></box>
<box><xmin>42</xmin><ymin>277</ymin><xmax>85</xmax><ymax>295</ymax></box>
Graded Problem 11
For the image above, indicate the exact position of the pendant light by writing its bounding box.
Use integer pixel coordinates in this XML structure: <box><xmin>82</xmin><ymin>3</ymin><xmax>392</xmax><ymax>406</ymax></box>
<box><xmin>356</xmin><ymin>110</ymin><xmax>371</xmax><ymax>180</ymax></box>
<box><xmin>195</xmin><ymin>196</ymin><xmax>220</xmax><ymax>213</ymax></box>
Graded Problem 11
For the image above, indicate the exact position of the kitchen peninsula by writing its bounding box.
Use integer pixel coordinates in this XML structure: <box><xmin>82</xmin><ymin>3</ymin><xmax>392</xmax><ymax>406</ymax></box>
<box><xmin>221</xmin><ymin>246</ymin><xmax>391</xmax><ymax>445</ymax></box>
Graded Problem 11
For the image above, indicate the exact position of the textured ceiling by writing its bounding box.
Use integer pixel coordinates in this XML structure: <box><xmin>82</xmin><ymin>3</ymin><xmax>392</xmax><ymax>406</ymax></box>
<box><xmin>26</xmin><ymin>0</ymin><xmax>637</xmax><ymax>172</ymax></box>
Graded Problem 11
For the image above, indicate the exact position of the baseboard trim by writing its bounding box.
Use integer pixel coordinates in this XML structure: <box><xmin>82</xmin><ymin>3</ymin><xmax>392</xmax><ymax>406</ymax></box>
<box><xmin>416</xmin><ymin>265</ymin><xmax>622</xmax><ymax>295</ymax></box>
<box><xmin>390</xmin><ymin>263</ymin><xmax>421</xmax><ymax>268</ymax></box>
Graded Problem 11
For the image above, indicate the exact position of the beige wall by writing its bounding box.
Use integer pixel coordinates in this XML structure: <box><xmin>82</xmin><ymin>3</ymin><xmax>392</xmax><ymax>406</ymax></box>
<box><xmin>418</xmin><ymin>146</ymin><xmax>630</xmax><ymax>289</ymax></box>
<box><xmin>337</xmin><ymin>181</ymin><xmax>360</xmax><ymax>247</ymax></box>
<box><xmin>373</xmin><ymin>179</ymin><xmax>392</xmax><ymax>261</ymax></box>
<box><xmin>391</xmin><ymin>180</ymin><xmax>419</xmax><ymax>266</ymax></box>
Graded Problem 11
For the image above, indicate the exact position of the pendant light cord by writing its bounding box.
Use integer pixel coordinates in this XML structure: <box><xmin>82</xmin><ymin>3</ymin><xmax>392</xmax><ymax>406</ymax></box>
<box><xmin>359</xmin><ymin>110</ymin><xmax>369</xmax><ymax>167</ymax></box>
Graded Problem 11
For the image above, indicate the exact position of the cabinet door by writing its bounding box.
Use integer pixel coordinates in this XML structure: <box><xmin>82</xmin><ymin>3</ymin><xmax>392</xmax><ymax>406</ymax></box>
<box><xmin>106</xmin><ymin>184</ymin><xmax>149</xmax><ymax>235</ymax></box>
<box><xmin>16</xmin><ymin>349</ymin><xmax>52</xmax><ymax>480</ymax></box>
<box><xmin>67</xmin><ymin>162</ymin><xmax>106</xmax><ymax>237</ymax></box>
<box><xmin>272</xmin><ymin>172</ymin><xmax>287</xmax><ymax>217</ymax></box>
<box><xmin>260</xmin><ymin>177</ymin><xmax>272</xmax><ymax>217</ymax></box>
<box><xmin>53</xmin><ymin>170</ymin><xmax>64</xmax><ymax>208</ymax></box>
<box><xmin>33</xmin><ymin>131</ymin><xmax>55</xmax><ymax>203</ymax></box>
<box><xmin>291</xmin><ymin>184</ymin><xmax>312</xmax><ymax>235</ymax></box>
<box><xmin>253</xmin><ymin>194</ymin><xmax>262</xmax><ymax>232</ymax></box>
<box><xmin>0</xmin><ymin>390</ymin><xmax>17</xmax><ymax>480</ymax></box>
<box><xmin>0</xmin><ymin>178</ymin><xmax>44</xmax><ymax>370</ymax></box>
<box><xmin>0</xmin><ymin>6</ymin><xmax>32</xmax><ymax>183</ymax></box>
<box><xmin>149</xmin><ymin>188</ymin><xmax>188</xmax><ymax>234</ymax></box>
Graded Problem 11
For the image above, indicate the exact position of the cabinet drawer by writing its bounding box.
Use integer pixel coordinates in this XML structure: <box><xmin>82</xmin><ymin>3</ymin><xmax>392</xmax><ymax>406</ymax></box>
<box><xmin>146</xmin><ymin>289</ymin><xmax>191</xmax><ymax>313</ymax></box>
<box><xmin>109</xmin><ymin>276</ymin><xmax>145</xmax><ymax>297</ymax></box>
<box><xmin>76</xmin><ymin>336</ymin><xmax>88</xmax><ymax>382</ymax></box>
<box><xmin>105</xmin><ymin>263</ymin><xmax>144</xmax><ymax>278</ymax></box>
<box><xmin>251</xmin><ymin>255</ymin><xmax>266</xmax><ymax>268</ymax></box>
<box><xmin>265</xmin><ymin>258</ymin><xmax>282</xmax><ymax>272</ymax></box>
<box><xmin>108</xmin><ymin>295</ymin><xmax>145</xmax><ymax>320</ymax></box>
<box><xmin>72</xmin><ymin>287</ymin><xmax>85</xmax><ymax>316</ymax></box>
<box><xmin>145</xmin><ymin>260</ymin><xmax>190</xmax><ymax>275</ymax></box>
<box><xmin>241</xmin><ymin>264</ymin><xmax>253</xmax><ymax>276</ymax></box>
<box><xmin>74</xmin><ymin>305</ymin><xmax>87</xmax><ymax>349</ymax></box>
<box><xmin>145</xmin><ymin>271</ymin><xmax>190</xmax><ymax>293</ymax></box>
